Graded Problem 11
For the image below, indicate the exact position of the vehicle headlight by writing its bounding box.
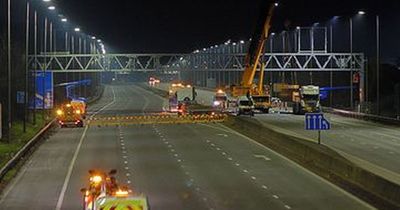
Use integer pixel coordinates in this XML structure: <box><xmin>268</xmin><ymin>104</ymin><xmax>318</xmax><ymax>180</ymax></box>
<box><xmin>75</xmin><ymin>110</ymin><xmax>81</xmax><ymax>114</ymax></box>
<box><xmin>213</xmin><ymin>101</ymin><xmax>221</xmax><ymax>106</ymax></box>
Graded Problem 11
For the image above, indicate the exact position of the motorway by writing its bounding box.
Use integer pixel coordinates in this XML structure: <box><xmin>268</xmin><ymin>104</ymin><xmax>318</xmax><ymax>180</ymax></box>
<box><xmin>156</xmin><ymin>83</ymin><xmax>400</xmax><ymax>184</ymax></box>
<box><xmin>255</xmin><ymin>113</ymin><xmax>400</xmax><ymax>183</ymax></box>
<box><xmin>0</xmin><ymin>84</ymin><xmax>372</xmax><ymax>210</ymax></box>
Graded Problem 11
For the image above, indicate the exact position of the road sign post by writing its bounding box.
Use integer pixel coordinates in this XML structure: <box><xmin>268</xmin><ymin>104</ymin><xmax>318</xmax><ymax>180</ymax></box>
<box><xmin>305</xmin><ymin>113</ymin><xmax>330</xmax><ymax>144</ymax></box>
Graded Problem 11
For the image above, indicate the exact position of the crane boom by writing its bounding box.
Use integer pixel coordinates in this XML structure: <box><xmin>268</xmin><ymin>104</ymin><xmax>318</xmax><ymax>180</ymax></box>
<box><xmin>242</xmin><ymin>2</ymin><xmax>276</xmax><ymax>87</ymax></box>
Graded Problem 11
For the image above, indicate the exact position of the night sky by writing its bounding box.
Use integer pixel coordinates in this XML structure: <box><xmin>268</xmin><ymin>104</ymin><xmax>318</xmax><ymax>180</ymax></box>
<box><xmin>3</xmin><ymin>0</ymin><xmax>400</xmax><ymax>55</ymax></box>
<box><xmin>52</xmin><ymin>0</ymin><xmax>399</xmax><ymax>53</ymax></box>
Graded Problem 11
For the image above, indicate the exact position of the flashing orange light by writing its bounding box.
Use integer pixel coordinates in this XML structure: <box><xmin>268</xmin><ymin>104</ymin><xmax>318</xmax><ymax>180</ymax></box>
<box><xmin>90</xmin><ymin>175</ymin><xmax>102</xmax><ymax>184</ymax></box>
<box><xmin>115</xmin><ymin>189</ymin><xmax>129</xmax><ymax>197</ymax></box>
<box><xmin>56</xmin><ymin>109</ymin><xmax>63</xmax><ymax>115</ymax></box>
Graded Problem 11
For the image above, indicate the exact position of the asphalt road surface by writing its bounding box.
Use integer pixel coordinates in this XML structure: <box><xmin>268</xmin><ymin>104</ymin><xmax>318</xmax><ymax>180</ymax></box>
<box><xmin>155</xmin><ymin>83</ymin><xmax>400</xmax><ymax>184</ymax></box>
<box><xmin>255</xmin><ymin>113</ymin><xmax>400</xmax><ymax>184</ymax></box>
<box><xmin>0</xmin><ymin>84</ymin><xmax>373</xmax><ymax>210</ymax></box>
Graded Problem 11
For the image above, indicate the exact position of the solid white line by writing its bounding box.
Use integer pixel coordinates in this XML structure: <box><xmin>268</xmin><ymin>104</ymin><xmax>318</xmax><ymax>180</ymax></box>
<box><xmin>55</xmin><ymin>125</ymin><xmax>89</xmax><ymax>210</ymax></box>
<box><xmin>55</xmin><ymin>86</ymin><xmax>116</xmax><ymax>210</ymax></box>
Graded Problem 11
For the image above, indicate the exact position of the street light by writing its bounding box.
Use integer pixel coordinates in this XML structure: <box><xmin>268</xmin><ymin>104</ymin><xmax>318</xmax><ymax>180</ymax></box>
<box><xmin>358</xmin><ymin>10</ymin><xmax>366</xmax><ymax>15</ymax></box>
<box><xmin>43</xmin><ymin>0</ymin><xmax>51</xmax><ymax>2</ymax></box>
<box><xmin>74</xmin><ymin>27</ymin><xmax>80</xmax><ymax>32</ymax></box>
<box><xmin>48</xmin><ymin>6</ymin><xmax>55</xmax><ymax>10</ymax></box>
<box><xmin>61</xmin><ymin>18</ymin><xmax>67</xmax><ymax>22</ymax></box>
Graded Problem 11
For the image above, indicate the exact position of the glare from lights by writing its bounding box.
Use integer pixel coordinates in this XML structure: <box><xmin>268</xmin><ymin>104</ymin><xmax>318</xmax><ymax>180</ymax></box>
<box><xmin>61</xmin><ymin>18</ymin><xmax>67</xmax><ymax>22</ymax></box>
<box><xmin>358</xmin><ymin>10</ymin><xmax>366</xmax><ymax>15</ymax></box>
<box><xmin>43</xmin><ymin>0</ymin><xmax>51</xmax><ymax>2</ymax></box>
<box><xmin>48</xmin><ymin>6</ymin><xmax>56</xmax><ymax>10</ymax></box>
<box><xmin>274</xmin><ymin>2</ymin><xmax>279</xmax><ymax>7</ymax></box>
<box><xmin>240</xmin><ymin>40</ymin><xmax>245</xmax><ymax>44</ymax></box>
<box><xmin>74</xmin><ymin>27</ymin><xmax>80</xmax><ymax>32</ymax></box>
<box><xmin>91</xmin><ymin>36</ymin><xmax>96</xmax><ymax>40</ymax></box>
<box><xmin>296</xmin><ymin>26</ymin><xmax>300</xmax><ymax>30</ymax></box>
<box><xmin>271</xmin><ymin>32</ymin><xmax>276</xmax><ymax>36</ymax></box>
<box><xmin>97</xmin><ymin>39</ymin><xmax>102</xmax><ymax>43</ymax></box>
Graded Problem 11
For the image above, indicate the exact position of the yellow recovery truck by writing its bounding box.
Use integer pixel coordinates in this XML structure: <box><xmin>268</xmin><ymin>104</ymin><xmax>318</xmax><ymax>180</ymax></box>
<box><xmin>81</xmin><ymin>170</ymin><xmax>149</xmax><ymax>210</ymax></box>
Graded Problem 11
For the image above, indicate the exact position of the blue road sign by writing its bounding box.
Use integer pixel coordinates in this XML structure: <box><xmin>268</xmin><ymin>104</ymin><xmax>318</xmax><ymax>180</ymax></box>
<box><xmin>305</xmin><ymin>113</ymin><xmax>331</xmax><ymax>130</ymax></box>
<box><xmin>30</xmin><ymin>71</ymin><xmax>54</xmax><ymax>109</ymax></box>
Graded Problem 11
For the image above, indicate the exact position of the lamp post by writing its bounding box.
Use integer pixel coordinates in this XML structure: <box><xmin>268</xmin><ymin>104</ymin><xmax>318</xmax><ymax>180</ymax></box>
<box><xmin>24</xmin><ymin>1</ymin><xmax>31</xmax><ymax>132</ymax></box>
<box><xmin>7</xmin><ymin>0</ymin><xmax>12</xmax><ymax>140</ymax></box>
<box><xmin>376</xmin><ymin>15</ymin><xmax>380</xmax><ymax>115</ymax></box>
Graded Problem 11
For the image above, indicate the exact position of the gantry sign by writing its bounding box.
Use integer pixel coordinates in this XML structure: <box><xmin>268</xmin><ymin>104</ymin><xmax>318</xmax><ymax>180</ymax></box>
<box><xmin>28</xmin><ymin>52</ymin><xmax>364</xmax><ymax>73</ymax></box>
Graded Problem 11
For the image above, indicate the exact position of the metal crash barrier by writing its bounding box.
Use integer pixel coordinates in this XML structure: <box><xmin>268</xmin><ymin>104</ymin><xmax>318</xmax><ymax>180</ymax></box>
<box><xmin>87</xmin><ymin>114</ymin><xmax>227</xmax><ymax>126</ymax></box>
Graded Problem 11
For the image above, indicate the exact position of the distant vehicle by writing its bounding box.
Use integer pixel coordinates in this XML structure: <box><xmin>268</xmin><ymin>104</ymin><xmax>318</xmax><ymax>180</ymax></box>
<box><xmin>56</xmin><ymin>103</ymin><xmax>84</xmax><ymax>127</ymax></box>
<box><xmin>252</xmin><ymin>95</ymin><xmax>271</xmax><ymax>113</ymax></box>
<box><xmin>81</xmin><ymin>169</ymin><xmax>149</xmax><ymax>210</ymax></box>
<box><xmin>168</xmin><ymin>83</ymin><xmax>197</xmax><ymax>112</ymax></box>
<box><xmin>71</xmin><ymin>99</ymin><xmax>87</xmax><ymax>119</ymax></box>
<box><xmin>236</xmin><ymin>96</ymin><xmax>255</xmax><ymax>116</ymax></box>
<box><xmin>148</xmin><ymin>77</ymin><xmax>160</xmax><ymax>86</ymax></box>
<box><xmin>212</xmin><ymin>89</ymin><xmax>228</xmax><ymax>110</ymax></box>
<box><xmin>293</xmin><ymin>85</ymin><xmax>321</xmax><ymax>115</ymax></box>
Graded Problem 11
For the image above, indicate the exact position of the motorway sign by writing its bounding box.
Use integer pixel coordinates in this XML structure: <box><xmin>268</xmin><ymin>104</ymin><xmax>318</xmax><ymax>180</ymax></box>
<box><xmin>305</xmin><ymin>113</ymin><xmax>330</xmax><ymax>130</ymax></box>
<box><xmin>305</xmin><ymin>113</ymin><xmax>330</xmax><ymax>144</ymax></box>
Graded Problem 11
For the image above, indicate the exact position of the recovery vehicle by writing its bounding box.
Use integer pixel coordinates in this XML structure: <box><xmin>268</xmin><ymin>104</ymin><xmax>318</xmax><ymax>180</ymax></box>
<box><xmin>81</xmin><ymin>169</ymin><xmax>149</xmax><ymax>210</ymax></box>
<box><xmin>56</xmin><ymin>103</ymin><xmax>84</xmax><ymax>127</ymax></box>
<box><xmin>225</xmin><ymin>2</ymin><xmax>277</xmax><ymax>115</ymax></box>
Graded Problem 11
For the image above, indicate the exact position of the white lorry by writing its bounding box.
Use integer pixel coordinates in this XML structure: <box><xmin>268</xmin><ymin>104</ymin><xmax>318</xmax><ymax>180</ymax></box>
<box><xmin>293</xmin><ymin>85</ymin><xmax>321</xmax><ymax>114</ymax></box>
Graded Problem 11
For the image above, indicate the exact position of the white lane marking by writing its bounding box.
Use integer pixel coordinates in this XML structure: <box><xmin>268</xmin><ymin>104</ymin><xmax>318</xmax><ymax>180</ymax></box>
<box><xmin>216</xmin><ymin>147</ymin><xmax>221</xmax><ymax>151</ymax></box>
<box><xmin>243</xmin><ymin>169</ymin><xmax>249</xmax><ymax>173</ymax></box>
<box><xmin>56</xmin><ymin>124</ymin><xmax>88</xmax><ymax>210</ymax></box>
<box><xmin>251</xmin><ymin>176</ymin><xmax>256</xmax><ymax>180</ymax></box>
<box><xmin>228</xmin><ymin>157</ymin><xmax>233</xmax><ymax>161</ymax></box>
<box><xmin>273</xmin><ymin>195</ymin><xmax>279</xmax><ymax>199</ymax></box>
<box><xmin>126</xmin><ymin>173</ymin><xmax>131</xmax><ymax>177</ymax></box>
<box><xmin>284</xmin><ymin>205</ymin><xmax>292</xmax><ymax>209</ymax></box>
<box><xmin>124</xmin><ymin>161</ymin><xmax>128</xmax><ymax>164</ymax></box>
<box><xmin>254</xmin><ymin>154</ymin><xmax>271</xmax><ymax>161</ymax></box>
<box><xmin>235</xmin><ymin>163</ymin><xmax>240</xmax><ymax>166</ymax></box>
<box><xmin>262</xmin><ymin>185</ymin><xmax>268</xmax><ymax>189</ymax></box>
<box><xmin>127</xmin><ymin>180</ymin><xmax>131</xmax><ymax>184</ymax></box>
<box><xmin>125</xmin><ymin>167</ymin><xmax>129</xmax><ymax>170</ymax></box>
<box><xmin>200</xmin><ymin>123</ymin><xmax>375</xmax><ymax>209</ymax></box>
<box><xmin>217</xmin><ymin>134</ymin><xmax>228</xmax><ymax>137</ymax></box>
<box><xmin>55</xmin><ymin>86</ymin><xmax>116</xmax><ymax>210</ymax></box>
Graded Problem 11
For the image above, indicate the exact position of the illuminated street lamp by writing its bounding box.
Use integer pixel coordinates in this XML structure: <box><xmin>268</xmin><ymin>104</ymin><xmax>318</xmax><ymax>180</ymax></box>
<box><xmin>48</xmin><ymin>6</ymin><xmax>55</xmax><ymax>10</ymax></box>
<box><xmin>74</xmin><ymin>27</ymin><xmax>80</xmax><ymax>32</ymax></box>
<box><xmin>61</xmin><ymin>18</ymin><xmax>67</xmax><ymax>22</ymax></box>
<box><xmin>358</xmin><ymin>10</ymin><xmax>366</xmax><ymax>15</ymax></box>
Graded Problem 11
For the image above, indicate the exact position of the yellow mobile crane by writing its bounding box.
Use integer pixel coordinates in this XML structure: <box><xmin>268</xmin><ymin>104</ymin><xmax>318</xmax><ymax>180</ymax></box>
<box><xmin>230</xmin><ymin>2</ymin><xmax>277</xmax><ymax>113</ymax></box>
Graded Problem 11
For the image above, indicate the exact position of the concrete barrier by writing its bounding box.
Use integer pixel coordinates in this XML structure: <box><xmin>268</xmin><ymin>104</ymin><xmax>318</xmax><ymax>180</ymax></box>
<box><xmin>224</xmin><ymin>116</ymin><xmax>400</xmax><ymax>210</ymax></box>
